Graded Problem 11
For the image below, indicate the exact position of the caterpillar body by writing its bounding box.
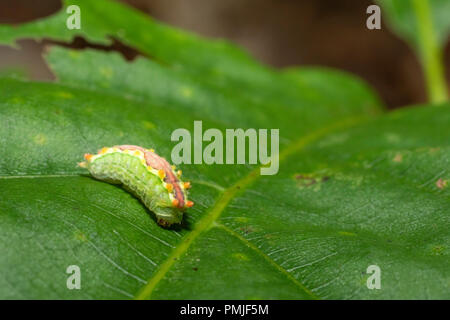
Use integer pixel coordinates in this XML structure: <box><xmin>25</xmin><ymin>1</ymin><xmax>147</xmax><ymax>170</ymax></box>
<box><xmin>78</xmin><ymin>145</ymin><xmax>193</xmax><ymax>227</ymax></box>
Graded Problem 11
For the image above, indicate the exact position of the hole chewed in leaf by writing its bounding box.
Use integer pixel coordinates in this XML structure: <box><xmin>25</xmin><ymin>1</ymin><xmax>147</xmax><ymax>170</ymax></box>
<box><xmin>42</xmin><ymin>36</ymin><xmax>143</xmax><ymax>61</ymax></box>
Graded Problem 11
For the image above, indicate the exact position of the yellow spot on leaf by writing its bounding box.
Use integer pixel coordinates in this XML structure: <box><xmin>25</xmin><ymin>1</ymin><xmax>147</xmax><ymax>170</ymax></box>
<box><xmin>232</xmin><ymin>253</ymin><xmax>249</xmax><ymax>261</ymax></box>
<box><xmin>429</xmin><ymin>147</ymin><xmax>440</xmax><ymax>154</ymax></box>
<box><xmin>55</xmin><ymin>91</ymin><xmax>74</xmax><ymax>99</ymax></box>
<box><xmin>142</xmin><ymin>120</ymin><xmax>155</xmax><ymax>130</ymax></box>
<box><xmin>235</xmin><ymin>217</ymin><xmax>249</xmax><ymax>223</ymax></box>
<box><xmin>385</xmin><ymin>133</ymin><xmax>400</xmax><ymax>143</ymax></box>
<box><xmin>74</xmin><ymin>230</ymin><xmax>87</xmax><ymax>242</ymax></box>
<box><xmin>338</xmin><ymin>231</ymin><xmax>357</xmax><ymax>237</ymax></box>
<box><xmin>99</xmin><ymin>66</ymin><xmax>114</xmax><ymax>79</ymax></box>
<box><xmin>180</xmin><ymin>87</ymin><xmax>193</xmax><ymax>98</ymax></box>
<box><xmin>8</xmin><ymin>97</ymin><xmax>23</xmax><ymax>104</ymax></box>
<box><xmin>33</xmin><ymin>134</ymin><xmax>47</xmax><ymax>145</ymax></box>
<box><xmin>69</xmin><ymin>50</ymin><xmax>80</xmax><ymax>59</ymax></box>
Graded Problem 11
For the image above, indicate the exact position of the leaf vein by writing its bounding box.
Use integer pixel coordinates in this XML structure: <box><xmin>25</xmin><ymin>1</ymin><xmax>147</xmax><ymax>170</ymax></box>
<box><xmin>134</xmin><ymin>116</ymin><xmax>366</xmax><ymax>300</ymax></box>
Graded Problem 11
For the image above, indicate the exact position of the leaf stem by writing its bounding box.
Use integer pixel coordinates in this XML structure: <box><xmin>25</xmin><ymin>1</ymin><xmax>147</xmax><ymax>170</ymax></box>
<box><xmin>411</xmin><ymin>0</ymin><xmax>448</xmax><ymax>103</ymax></box>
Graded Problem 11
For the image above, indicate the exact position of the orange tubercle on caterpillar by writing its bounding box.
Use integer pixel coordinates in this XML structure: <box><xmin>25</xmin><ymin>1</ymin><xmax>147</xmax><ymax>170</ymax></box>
<box><xmin>165</xmin><ymin>183</ymin><xmax>173</xmax><ymax>193</ymax></box>
<box><xmin>186</xmin><ymin>200</ymin><xmax>194</xmax><ymax>208</ymax></box>
<box><xmin>158</xmin><ymin>169</ymin><xmax>165</xmax><ymax>180</ymax></box>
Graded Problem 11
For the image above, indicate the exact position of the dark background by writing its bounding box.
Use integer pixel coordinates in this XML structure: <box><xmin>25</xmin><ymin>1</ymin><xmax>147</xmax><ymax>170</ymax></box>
<box><xmin>1</xmin><ymin>0</ymin><xmax>449</xmax><ymax>109</ymax></box>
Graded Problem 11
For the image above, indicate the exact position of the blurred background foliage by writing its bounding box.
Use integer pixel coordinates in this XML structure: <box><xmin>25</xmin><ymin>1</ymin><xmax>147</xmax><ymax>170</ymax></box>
<box><xmin>0</xmin><ymin>0</ymin><xmax>449</xmax><ymax>109</ymax></box>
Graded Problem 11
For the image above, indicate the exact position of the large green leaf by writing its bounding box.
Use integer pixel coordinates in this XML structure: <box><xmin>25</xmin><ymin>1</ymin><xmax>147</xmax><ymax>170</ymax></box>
<box><xmin>0</xmin><ymin>0</ymin><xmax>448</xmax><ymax>299</ymax></box>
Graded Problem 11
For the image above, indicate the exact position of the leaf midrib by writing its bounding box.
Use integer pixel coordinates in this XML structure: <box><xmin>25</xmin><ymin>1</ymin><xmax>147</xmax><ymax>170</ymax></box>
<box><xmin>134</xmin><ymin>116</ymin><xmax>368</xmax><ymax>300</ymax></box>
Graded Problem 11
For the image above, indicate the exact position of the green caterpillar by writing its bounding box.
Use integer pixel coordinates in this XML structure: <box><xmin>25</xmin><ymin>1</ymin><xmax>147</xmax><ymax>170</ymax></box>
<box><xmin>79</xmin><ymin>145</ymin><xmax>193</xmax><ymax>227</ymax></box>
